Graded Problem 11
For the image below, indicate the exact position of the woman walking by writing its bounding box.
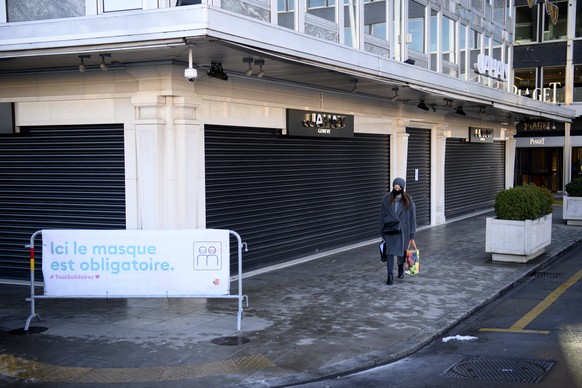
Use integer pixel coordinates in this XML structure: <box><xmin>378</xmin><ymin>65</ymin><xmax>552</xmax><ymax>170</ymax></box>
<box><xmin>379</xmin><ymin>178</ymin><xmax>416</xmax><ymax>285</ymax></box>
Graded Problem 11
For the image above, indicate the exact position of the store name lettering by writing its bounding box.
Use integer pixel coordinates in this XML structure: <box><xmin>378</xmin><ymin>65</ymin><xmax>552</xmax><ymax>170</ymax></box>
<box><xmin>303</xmin><ymin>113</ymin><xmax>346</xmax><ymax>129</ymax></box>
<box><xmin>512</xmin><ymin>83</ymin><xmax>561</xmax><ymax>104</ymax></box>
<box><xmin>530</xmin><ymin>138</ymin><xmax>545</xmax><ymax>145</ymax></box>
<box><xmin>474</xmin><ymin>53</ymin><xmax>509</xmax><ymax>82</ymax></box>
<box><xmin>523</xmin><ymin>121</ymin><xmax>551</xmax><ymax>131</ymax></box>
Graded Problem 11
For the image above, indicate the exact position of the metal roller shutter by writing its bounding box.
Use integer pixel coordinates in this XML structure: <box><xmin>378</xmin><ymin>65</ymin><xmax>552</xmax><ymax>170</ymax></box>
<box><xmin>205</xmin><ymin>126</ymin><xmax>390</xmax><ymax>271</ymax></box>
<box><xmin>406</xmin><ymin>128</ymin><xmax>431</xmax><ymax>227</ymax></box>
<box><xmin>0</xmin><ymin>125</ymin><xmax>126</xmax><ymax>281</ymax></box>
<box><xmin>445</xmin><ymin>139</ymin><xmax>505</xmax><ymax>219</ymax></box>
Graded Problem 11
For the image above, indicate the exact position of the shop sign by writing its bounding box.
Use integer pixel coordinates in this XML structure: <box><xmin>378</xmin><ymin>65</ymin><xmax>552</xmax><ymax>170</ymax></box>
<box><xmin>469</xmin><ymin>127</ymin><xmax>494</xmax><ymax>143</ymax></box>
<box><xmin>512</xmin><ymin>83</ymin><xmax>561</xmax><ymax>104</ymax></box>
<box><xmin>517</xmin><ymin>120</ymin><xmax>552</xmax><ymax>132</ymax></box>
<box><xmin>286</xmin><ymin>109</ymin><xmax>354</xmax><ymax>138</ymax></box>
<box><xmin>474</xmin><ymin>53</ymin><xmax>509</xmax><ymax>82</ymax></box>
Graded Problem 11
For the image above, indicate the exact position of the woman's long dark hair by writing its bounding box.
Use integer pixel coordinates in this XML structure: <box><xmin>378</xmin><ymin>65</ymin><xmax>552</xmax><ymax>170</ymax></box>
<box><xmin>389</xmin><ymin>190</ymin><xmax>412</xmax><ymax>209</ymax></box>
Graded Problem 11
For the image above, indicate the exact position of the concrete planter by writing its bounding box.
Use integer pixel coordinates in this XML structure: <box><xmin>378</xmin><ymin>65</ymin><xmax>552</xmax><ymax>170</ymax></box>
<box><xmin>485</xmin><ymin>214</ymin><xmax>552</xmax><ymax>263</ymax></box>
<box><xmin>563</xmin><ymin>195</ymin><xmax>582</xmax><ymax>226</ymax></box>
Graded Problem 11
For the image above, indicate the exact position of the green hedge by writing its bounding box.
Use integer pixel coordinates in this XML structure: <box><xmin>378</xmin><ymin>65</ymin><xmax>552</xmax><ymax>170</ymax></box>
<box><xmin>565</xmin><ymin>177</ymin><xmax>582</xmax><ymax>197</ymax></box>
<box><xmin>494</xmin><ymin>184</ymin><xmax>553</xmax><ymax>221</ymax></box>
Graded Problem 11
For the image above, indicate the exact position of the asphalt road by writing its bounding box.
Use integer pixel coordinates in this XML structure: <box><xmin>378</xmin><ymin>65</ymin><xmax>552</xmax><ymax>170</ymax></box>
<box><xmin>295</xmin><ymin>245</ymin><xmax>582</xmax><ymax>388</ymax></box>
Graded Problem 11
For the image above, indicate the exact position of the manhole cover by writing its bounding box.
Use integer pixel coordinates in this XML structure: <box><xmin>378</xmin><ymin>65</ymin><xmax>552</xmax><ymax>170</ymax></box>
<box><xmin>211</xmin><ymin>336</ymin><xmax>250</xmax><ymax>346</ymax></box>
<box><xmin>9</xmin><ymin>326</ymin><xmax>48</xmax><ymax>335</ymax></box>
<box><xmin>443</xmin><ymin>356</ymin><xmax>554</xmax><ymax>383</ymax></box>
<box><xmin>534</xmin><ymin>272</ymin><xmax>562</xmax><ymax>278</ymax></box>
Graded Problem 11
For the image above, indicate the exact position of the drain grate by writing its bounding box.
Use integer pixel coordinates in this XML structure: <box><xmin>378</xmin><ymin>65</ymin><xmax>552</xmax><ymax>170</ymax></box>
<box><xmin>533</xmin><ymin>272</ymin><xmax>562</xmax><ymax>278</ymax></box>
<box><xmin>443</xmin><ymin>356</ymin><xmax>554</xmax><ymax>383</ymax></box>
<box><xmin>211</xmin><ymin>336</ymin><xmax>250</xmax><ymax>346</ymax></box>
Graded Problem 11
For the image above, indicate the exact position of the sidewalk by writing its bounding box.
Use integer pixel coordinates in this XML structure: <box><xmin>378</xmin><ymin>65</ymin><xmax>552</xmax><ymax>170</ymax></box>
<box><xmin>1</xmin><ymin>205</ymin><xmax>581</xmax><ymax>387</ymax></box>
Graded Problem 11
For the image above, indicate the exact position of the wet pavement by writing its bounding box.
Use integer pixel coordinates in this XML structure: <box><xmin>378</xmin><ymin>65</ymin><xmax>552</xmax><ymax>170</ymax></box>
<box><xmin>1</xmin><ymin>204</ymin><xmax>581</xmax><ymax>387</ymax></box>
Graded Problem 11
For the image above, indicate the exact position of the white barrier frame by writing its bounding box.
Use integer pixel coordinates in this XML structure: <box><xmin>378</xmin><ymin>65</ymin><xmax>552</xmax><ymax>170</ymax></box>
<box><xmin>24</xmin><ymin>229</ymin><xmax>248</xmax><ymax>331</ymax></box>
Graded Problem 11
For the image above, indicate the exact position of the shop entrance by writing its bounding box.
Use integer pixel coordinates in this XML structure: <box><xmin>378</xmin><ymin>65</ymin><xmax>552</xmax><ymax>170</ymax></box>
<box><xmin>515</xmin><ymin>147</ymin><xmax>563</xmax><ymax>192</ymax></box>
<box><xmin>572</xmin><ymin>147</ymin><xmax>582</xmax><ymax>179</ymax></box>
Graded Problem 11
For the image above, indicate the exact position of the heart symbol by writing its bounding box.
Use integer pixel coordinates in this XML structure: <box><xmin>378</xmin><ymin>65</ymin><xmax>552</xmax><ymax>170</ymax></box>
<box><xmin>95</xmin><ymin>275</ymin><xmax>100</xmax><ymax>279</ymax></box>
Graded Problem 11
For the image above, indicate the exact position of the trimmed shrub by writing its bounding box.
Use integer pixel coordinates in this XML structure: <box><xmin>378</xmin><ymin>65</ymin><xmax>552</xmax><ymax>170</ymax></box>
<box><xmin>565</xmin><ymin>177</ymin><xmax>582</xmax><ymax>197</ymax></box>
<box><xmin>495</xmin><ymin>184</ymin><xmax>553</xmax><ymax>221</ymax></box>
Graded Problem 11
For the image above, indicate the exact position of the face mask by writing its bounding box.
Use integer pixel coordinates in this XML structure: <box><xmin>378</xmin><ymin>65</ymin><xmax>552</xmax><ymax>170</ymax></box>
<box><xmin>392</xmin><ymin>189</ymin><xmax>403</xmax><ymax>197</ymax></box>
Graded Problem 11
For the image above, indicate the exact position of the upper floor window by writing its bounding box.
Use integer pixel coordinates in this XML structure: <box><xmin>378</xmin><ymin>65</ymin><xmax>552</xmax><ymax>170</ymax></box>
<box><xmin>408</xmin><ymin>0</ymin><xmax>426</xmax><ymax>54</ymax></box>
<box><xmin>277</xmin><ymin>0</ymin><xmax>295</xmax><ymax>30</ymax></box>
<box><xmin>574</xmin><ymin>65</ymin><xmax>582</xmax><ymax>102</ymax></box>
<box><xmin>515</xmin><ymin>3</ymin><xmax>537</xmax><ymax>43</ymax></box>
<box><xmin>492</xmin><ymin>0</ymin><xmax>506</xmax><ymax>25</ymax></box>
<box><xmin>471</xmin><ymin>0</ymin><xmax>483</xmax><ymax>14</ymax></box>
<box><xmin>543</xmin><ymin>0</ymin><xmax>567</xmax><ymax>41</ymax></box>
<box><xmin>577</xmin><ymin>0</ymin><xmax>582</xmax><ymax>37</ymax></box>
<box><xmin>103</xmin><ymin>0</ymin><xmax>142</xmax><ymax>12</ymax></box>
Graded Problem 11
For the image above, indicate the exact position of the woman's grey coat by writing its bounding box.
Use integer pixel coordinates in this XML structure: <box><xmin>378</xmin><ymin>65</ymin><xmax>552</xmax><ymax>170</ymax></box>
<box><xmin>379</xmin><ymin>193</ymin><xmax>417</xmax><ymax>257</ymax></box>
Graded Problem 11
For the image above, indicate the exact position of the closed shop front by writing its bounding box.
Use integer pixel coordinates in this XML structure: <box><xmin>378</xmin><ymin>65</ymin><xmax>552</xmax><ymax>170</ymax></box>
<box><xmin>406</xmin><ymin>128</ymin><xmax>431</xmax><ymax>227</ymax></box>
<box><xmin>204</xmin><ymin>126</ymin><xmax>390</xmax><ymax>271</ymax></box>
<box><xmin>444</xmin><ymin>138</ymin><xmax>505</xmax><ymax>219</ymax></box>
<box><xmin>0</xmin><ymin>125</ymin><xmax>126</xmax><ymax>281</ymax></box>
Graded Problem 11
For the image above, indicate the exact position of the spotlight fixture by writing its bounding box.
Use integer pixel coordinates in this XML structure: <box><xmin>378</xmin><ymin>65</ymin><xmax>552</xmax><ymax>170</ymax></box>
<box><xmin>243</xmin><ymin>57</ymin><xmax>254</xmax><ymax>76</ymax></box>
<box><xmin>78</xmin><ymin>55</ymin><xmax>90</xmax><ymax>73</ymax></box>
<box><xmin>207</xmin><ymin>63</ymin><xmax>228</xmax><ymax>81</ymax></box>
<box><xmin>551</xmin><ymin>121</ymin><xmax>556</xmax><ymax>130</ymax></box>
<box><xmin>404</xmin><ymin>58</ymin><xmax>415</xmax><ymax>65</ymax></box>
<box><xmin>417</xmin><ymin>101</ymin><xmax>429</xmax><ymax>111</ymax></box>
<box><xmin>390</xmin><ymin>87</ymin><xmax>399</xmax><ymax>101</ymax></box>
<box><xmin>479</xmin><ymin>106</ymin><xmax>486</xmax><ymax>114</ymax></box>
<box><xmin>351</xmin><ymin>79</ymin><xmax>358</xmax><ymax>93</ymax></box>
<box><xmin>99</xmin><ymin>53</ymin><xmax>111</xmax><ymax>71</ymax></box>
<box><xmin>431</xmin><ymin>104</ymin><xmax>437</xmax><ymax>112</ymax></box>
<box><xmin>254</xmin><ymin>59</ymin><xmax>265</xmax><ymax>78</ymax></box>
<box><xmin>455</xmin><ymin>106</ymin><xmax>466</xmax><ymax>116</ymax></box>
<box><xmin>444</xmin><ymin>98</ymin><xmax>453</xmax><ymax>108</ymax></box>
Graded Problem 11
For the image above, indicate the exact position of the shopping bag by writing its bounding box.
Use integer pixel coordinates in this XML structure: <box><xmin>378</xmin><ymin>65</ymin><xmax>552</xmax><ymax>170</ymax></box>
<box><xmin>379</xmin><ymin>239</ymin><xmax>387</xmax><ymax>262</ymax></box>
<box><xmin>404</xmin><ymin>239</ymin><xmax>420</xmax><ymax>275</ymax></box>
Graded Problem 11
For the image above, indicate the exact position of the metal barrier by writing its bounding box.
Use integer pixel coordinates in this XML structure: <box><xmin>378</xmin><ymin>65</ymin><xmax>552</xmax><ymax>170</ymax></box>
<box><xmin>24</xmin><ymin>229</ymin><xmax>248</xmax><ymax>331</ymax></box>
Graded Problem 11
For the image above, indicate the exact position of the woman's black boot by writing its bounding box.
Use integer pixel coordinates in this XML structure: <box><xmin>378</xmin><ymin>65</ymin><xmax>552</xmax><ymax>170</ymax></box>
<box><xmin>397</xmin><ymin>264</ymin><xmax>404</xmax><ymax>279</ymax></box>
<box><xmin>387</xmin><ymin>273</ymin><xmax>394</xmax><ymax>285</ymax></box>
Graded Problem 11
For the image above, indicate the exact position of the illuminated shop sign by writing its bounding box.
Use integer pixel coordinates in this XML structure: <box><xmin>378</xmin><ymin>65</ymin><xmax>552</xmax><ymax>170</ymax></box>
<box><xmin>512</xmin><ymin>82</ymin><xmax>561</xmax><ymax>104</ymax></box>
<box><xmin>469</xmin><ymin>127</ymin><xmax>494</xmax><ymax>143</ymax></box>
<box><xmin>474</xmin><ymin>53</ymin><xmax>509</xmax><ymax>82</ymax></box>
<box><xmin>286</xmin><ymin>109</ymin><xmax>354</xmax><ymax>138</ymax></box>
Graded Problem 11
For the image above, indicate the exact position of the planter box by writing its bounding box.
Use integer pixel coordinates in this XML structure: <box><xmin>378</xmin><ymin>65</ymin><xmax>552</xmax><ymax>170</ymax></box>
<box><xmin>485</xmin><ymin>214</ymin><xmax>552</xmax><ymax>263</ymax></box>
<box><xmin>563</xmin><ymin>195</ymin><xmax>582</xmax><ymax>226</ymax></box>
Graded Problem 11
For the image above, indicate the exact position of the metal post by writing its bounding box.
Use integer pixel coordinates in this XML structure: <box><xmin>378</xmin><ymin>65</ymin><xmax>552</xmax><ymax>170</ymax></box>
<box><xmin>24</xmin><ymin>230</ymin><xmax>43</xmax><ymax>331</ymax></box>
<box><xmin>229</xmin><ymin>230</ymin><xmax>247</xmax><ymax>331</ymax></box>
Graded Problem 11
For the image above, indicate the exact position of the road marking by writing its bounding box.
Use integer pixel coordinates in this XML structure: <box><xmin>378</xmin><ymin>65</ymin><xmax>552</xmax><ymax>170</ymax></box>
<box><xmin>0</xmin><ymin>354</ymin><xmax>274</xmax><ymax>383</ymax></box>
<box><xmin>480</xmin><ymin>268</ymin><xmax>582</xmax><ymax>335</ymax></box>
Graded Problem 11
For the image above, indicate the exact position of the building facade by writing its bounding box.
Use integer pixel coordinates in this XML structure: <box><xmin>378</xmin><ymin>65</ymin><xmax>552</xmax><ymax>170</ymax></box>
<box><xmin>513</xmin><ymin>0</ymin><xmax>582</xmax><ymax>190</ymax></box>
<box><xmin>0</xmin><ymin>0</ymin><xmax>575</xmax><ymax>280</ymax></box>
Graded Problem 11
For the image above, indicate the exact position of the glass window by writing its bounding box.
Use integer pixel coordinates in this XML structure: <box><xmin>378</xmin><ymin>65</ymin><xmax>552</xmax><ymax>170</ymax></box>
<box><xmin>103</xmin><ymin>0</ymin><xmax>142</xmax><ymax>12</ymax></box>
<box><xmin>364</xmin><ymin>0</ymin><xmax>387</xmax><ymax>39</ymax></box>
<box><xmin>574</xmin><ymin>65</ymin><xmax>582</xmax><ymax>102</ymax></box>
<box><xmin>459</xmin><ymin>24</ymin><xmax>467</xmax><ymax>79</ymax></box>
<box><xmin>543</xmin><ymin>0</ymin><xmax>568</xmax><ymax>41</ymax></box>
<box><xmin>515</xmin><ymin>4</ymin><xmax>537</xmax><ymax>43</ymax></box>
<box><xmin>307</xmin><ymin>0</ymin><xmax>336</xmax><ymax>22</ymax></box>
<box><xmin>470</xmin><ymin>29</ymin><xmax>481</xmax><ymax>76</ymax></box>
<box><xmin>430</xmin><ymin>9</ymin><xmax>437</xmax><ymax>71</ymax></box>
<box><xmin>278</xmin><ymin>0</ymin><xmax>295</xmax><ymax>30</ymax></box>
<box><xmin>542</xmin><ymin>66</ymin><xmax>565</xmax><ymax>103</ymax></box>
<box><xmin>408</xmin><ymin>0</ymin><xmax>425</xmax><ymax>54</ymax></box>
<box><xmin>344</xmin><ymin>0</ymin><xmax>359</xmax><ymax>48</ymax></box>
<box><xmin>514</xmin><ymin>68</ymin><xmax>537</xmax><ymax>98</ymax></box>
<box><xmin>493</xmin><ymin>0</ymin><xmax>506</xmax><ymax>25</ymax></box>
<box><xmin>442</xmin><ymin>15</ymin><xmax>456</xmax><ymax>76</ymax></box>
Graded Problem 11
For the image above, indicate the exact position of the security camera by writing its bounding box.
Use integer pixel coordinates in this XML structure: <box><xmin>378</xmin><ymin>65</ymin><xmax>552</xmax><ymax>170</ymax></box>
<box><xmin>184</xmin><ymin>67</ymin><xmax>198</xmax><ymax>83</ymax></box>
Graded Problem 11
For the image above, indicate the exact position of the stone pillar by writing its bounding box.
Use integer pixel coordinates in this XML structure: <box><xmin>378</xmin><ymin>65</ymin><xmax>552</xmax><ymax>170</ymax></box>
<box><xmin>132</xmin><ymin>95</ymin><xmax>201</xmax><ymax>229</ymax></box>
<box><xmin>505</xmin><ymin>128</ymin><xmax>517</xmax><ymax>189</ymax></box>
<box><xmin>434</xmin><ymin>128</ymin><xmax>447</xmax><ymax>224</ymax></box>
